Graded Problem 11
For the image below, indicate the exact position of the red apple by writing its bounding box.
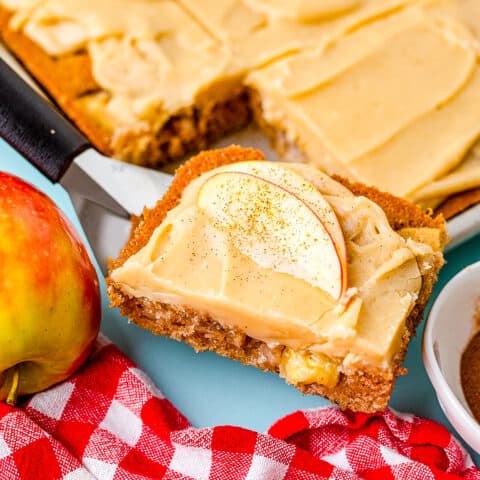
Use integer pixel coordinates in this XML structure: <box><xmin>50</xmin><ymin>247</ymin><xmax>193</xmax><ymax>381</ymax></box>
<box><xmin>0</xmin><ymin>172</ymin><xmax>101</xmax><ymax>404</ymax></box>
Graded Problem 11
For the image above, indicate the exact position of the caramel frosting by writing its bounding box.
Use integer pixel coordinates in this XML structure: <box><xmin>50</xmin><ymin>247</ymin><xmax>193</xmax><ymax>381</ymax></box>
<box><xmin>2</xmin><ymin>0</ymin><xmax>233</xmax><ymax>126</ymax></box>
<box><xmin>1</xmin><ymin>0</ymin><xmax>413</xmax><ymax>127</ymax></box>
<box><xmin>179</xmin><ymin>0</ymin><xmax>412</xmax><ymax>71</ymax></box>
<box><xmin>246</xmin><ymin>4</ymin><xmax>480</xmax><ymax>208</ymax></box>
<box><xmin>3</xmin><ymin>0</ymin><xmax>480</xmax><ymax>205</ymax></box>
<box><xmin>111</xmin><ymin>161</ymin><xmax>435</xmax><ymax>380</ymax></box>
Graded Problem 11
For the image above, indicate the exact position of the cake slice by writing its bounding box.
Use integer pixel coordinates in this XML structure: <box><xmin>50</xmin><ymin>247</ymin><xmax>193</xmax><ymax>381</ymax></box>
<box><xmin>108</xmin><ymin>146</ymin><xmax>446</xmax><ymax>412</ymax></box>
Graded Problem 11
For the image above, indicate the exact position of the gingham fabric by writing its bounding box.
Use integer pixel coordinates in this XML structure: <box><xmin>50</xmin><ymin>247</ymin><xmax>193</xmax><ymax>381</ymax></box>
<box><xmin>0</xmin><ymin>339</ymin><xmax>478</xmax><ymax>480</ymax></box>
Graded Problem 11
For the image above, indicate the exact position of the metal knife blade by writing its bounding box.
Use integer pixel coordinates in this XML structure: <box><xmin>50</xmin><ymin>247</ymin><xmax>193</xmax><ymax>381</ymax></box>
<box><xmin>61</xmin><ymin>149</ymin><xmax>173</xmax><ymax>275</ymax></box>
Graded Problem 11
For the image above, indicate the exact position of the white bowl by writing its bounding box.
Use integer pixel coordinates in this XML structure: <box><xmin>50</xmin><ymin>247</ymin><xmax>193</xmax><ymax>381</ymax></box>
<box><xmin>423</xmin><ymin>261</ymin><xmax>480</xmax><ymax>454</ymax></box>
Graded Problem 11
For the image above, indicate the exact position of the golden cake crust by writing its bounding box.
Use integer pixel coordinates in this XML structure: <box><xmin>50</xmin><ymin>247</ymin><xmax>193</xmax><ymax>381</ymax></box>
<box><xmin>436</xmin><ymin>188</ymin><xmax>480</xmax><ymax>220</ymax></box>
<box><xmin>108</xmin><ymin>146</ymin><xmax>446</xmax><ymax>412</ymax></box>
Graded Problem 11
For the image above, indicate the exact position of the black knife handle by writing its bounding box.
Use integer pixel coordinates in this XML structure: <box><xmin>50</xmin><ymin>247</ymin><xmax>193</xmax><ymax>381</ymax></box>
<box><xmin>0</xmin><ymin>58</ymin><xmax>91</xmax><ymax>182</ymax></box>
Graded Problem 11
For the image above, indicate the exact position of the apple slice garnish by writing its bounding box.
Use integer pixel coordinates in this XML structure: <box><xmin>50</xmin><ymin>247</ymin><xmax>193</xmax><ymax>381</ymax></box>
<box><xmin>219</xmin><ymin>161</ymin><xmax>347</xmax><ymax>275</ymax></box>
<box><xmin>197</xmin><ymin>168</ymin><xmax>347</xmax><ymax>301</ymax></box>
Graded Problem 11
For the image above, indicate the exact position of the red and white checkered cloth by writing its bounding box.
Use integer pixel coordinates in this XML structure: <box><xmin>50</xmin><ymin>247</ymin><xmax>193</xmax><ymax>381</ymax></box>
<box><xmin>0</xmin><ymin>338</ymin><xmax>478</xmax><ymax>480</ymax></box>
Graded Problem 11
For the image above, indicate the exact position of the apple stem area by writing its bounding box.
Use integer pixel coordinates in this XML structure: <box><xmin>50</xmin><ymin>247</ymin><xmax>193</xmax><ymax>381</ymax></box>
<box><xmin>6</xmin><ymin>365</ymin><xmax>19</xmax><ymax>406</ymax></box>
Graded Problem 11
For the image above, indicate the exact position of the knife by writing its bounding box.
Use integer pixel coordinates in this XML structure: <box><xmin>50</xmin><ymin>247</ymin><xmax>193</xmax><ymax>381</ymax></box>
<box><xmin>0</xmin><ymin>57</ymin><xmax>173</xmax><ymax>275</ymax></box>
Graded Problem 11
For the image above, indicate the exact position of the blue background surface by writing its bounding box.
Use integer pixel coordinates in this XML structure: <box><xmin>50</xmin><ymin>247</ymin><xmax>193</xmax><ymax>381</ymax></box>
<box><xmin>1</xmin><ymin>138</ymin><xmax>479</xmax><ymax>466</ymax></box>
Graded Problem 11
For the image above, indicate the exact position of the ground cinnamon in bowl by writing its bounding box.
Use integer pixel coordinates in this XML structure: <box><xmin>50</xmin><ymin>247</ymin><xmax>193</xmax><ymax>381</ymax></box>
<box><xmin>461</xmin><ymin>303</ymin><xmax>480</xmax><ymax>423</ymax></box>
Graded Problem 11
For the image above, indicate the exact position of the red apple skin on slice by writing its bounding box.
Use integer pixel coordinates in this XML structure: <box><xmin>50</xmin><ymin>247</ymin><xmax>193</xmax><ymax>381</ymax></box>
<box><xmin>0</xmin><ymin>172</ymin><xmax>101</xmax><ymax>401</ymax></box>
<box><xmin>197</xmin><ymin>170</ymin><xmax>347</xmax><ymax>300</ymax></box>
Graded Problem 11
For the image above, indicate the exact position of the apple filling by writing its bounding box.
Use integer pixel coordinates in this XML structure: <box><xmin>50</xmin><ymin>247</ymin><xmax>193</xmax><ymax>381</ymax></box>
<box><xmin>111</xmin><ymin>161</ymin><xmax>431</xmax><ymax>386</ymax></box>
